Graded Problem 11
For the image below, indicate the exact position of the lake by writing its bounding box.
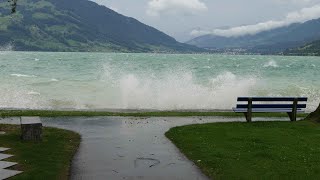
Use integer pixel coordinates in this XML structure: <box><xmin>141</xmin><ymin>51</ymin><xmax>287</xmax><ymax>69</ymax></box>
<box><xmin>0</xmin><ymin>51</ymin><xmax>319</xmax><ymax>111</ymax></box>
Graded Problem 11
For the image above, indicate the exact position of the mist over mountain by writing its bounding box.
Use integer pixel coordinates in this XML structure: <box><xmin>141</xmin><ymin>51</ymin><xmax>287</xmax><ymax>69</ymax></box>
<box><xmin>0</xmin><ymin>0</ymin><xmax>202</xmax><ymax>52</ymax></box>
<box><xmin>187</xmin><ymin>18</ymin><xmax>320</xmax><ymax>54</ymax></box>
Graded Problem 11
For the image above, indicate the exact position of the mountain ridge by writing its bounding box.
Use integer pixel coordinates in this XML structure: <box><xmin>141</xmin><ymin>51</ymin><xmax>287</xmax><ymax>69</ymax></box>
<box><xmin>0</xmin><ymin>0</ymin><xmax>202</xmax><ymax>53</ymax></box>
<box><xmin>187</xmin><ymin>18</ymin><xmax>320</xmax><ymax>54</ymax></box>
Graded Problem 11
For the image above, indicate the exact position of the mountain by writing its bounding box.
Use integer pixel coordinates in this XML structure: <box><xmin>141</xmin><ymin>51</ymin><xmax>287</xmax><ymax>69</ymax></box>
<box><xmin>0</xmin><ymin>0</ymin><xmax>202</xmax><ymax>53</ymax></box>
<box><xmin>284</xmin><ymin>40</ymin><xmax>320</xmax><ymax>56</ymax></box>
<box><xmin>187</xmin><ymin>18</ymin><xmax>320</xmax><ymax>54</ymax></box>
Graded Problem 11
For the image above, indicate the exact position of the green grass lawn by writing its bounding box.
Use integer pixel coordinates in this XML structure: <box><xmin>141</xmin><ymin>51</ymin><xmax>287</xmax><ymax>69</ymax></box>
<box><xmin>0</xmin><ymin>125</ymin><xmax>80</xmax><ymax>180</ymax></box>
<box><xmin>0</xmin><ymin>109</ymin><xmax>308</xmax><ymax>118</ymax></box>
<box><xmin>166</xmin><ymin>120</ymin><xmax>320</xmax><ymax>180</ymax></box>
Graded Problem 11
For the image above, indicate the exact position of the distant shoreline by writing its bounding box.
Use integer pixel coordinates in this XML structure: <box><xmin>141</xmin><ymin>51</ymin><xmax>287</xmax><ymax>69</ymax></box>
<box><xmin>1</xmin><ymin>50</ymin><xmax>319</xmax><ymax>57</ymax></box>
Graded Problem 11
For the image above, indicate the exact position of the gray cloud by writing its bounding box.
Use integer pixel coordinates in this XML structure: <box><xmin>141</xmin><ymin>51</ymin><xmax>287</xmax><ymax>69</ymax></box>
<box><xmin>191</xmin><ymin>4</ymin><xmax>320</xmax><ymax>37</ymax></box>
<box><xmin>91</xmin><ymin>0</ymin><xmax>320</xmax><ymax>41</ymax></box>
<box><xmin>146</xmin><ymin>0</ymin><xmax>207</xmax><ymax>17</ymax></box>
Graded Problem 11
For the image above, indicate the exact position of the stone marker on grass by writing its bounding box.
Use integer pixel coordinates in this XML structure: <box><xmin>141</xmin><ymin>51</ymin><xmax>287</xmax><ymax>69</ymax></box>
<box><xmin>20</xmin><ymin>117</ymin><xmax>42</xmax><ymax>141</ymax></box>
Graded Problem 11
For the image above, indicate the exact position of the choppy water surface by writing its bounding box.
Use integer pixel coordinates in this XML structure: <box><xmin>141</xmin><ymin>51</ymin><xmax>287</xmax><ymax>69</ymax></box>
<box><xmin>0</xmin><ymin>51</ymin><xmax>319</xmax><ymax>111</ymax></box>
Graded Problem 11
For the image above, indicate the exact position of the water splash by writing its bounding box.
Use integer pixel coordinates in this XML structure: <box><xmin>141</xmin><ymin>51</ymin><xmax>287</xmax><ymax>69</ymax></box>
<box><xmin>50</xmin><ymin>78</ymin><xmax>59</xmax><ymax>82</ymax></box>
<box><xmin>102</xmin><ymin>65</ymin><xmax>257</xmax><ymax>110</ymax></box>
<box><xmin>0</xmin><ymin>88</ymin><xmax>42</xmax><ymax>109</ymax></box>
<box><xmin>263</xmin><ymin>60</ymin><xmax>279</xmax><ymax>68</ymax></box>
<box><xmin>27</xmin><ymin>91</ymin><xmax>41</xmax><ymax>96</ymax></box>
<box><xmin>0</xmin><ymin>43</ymin><xmax>14</xmax><ymax>52</ymax></box>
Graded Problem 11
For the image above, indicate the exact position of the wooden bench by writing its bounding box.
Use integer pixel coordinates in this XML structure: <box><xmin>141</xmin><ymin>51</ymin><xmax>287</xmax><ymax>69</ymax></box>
<box><xmin>20</xmin><ymin>117</ymin><xmax>42</xmax><ymax>141</ymax></box>
<box><xmin>233</xmin><ymin>97</ymin><xmax>308</xmax><ymax>122</ymax></box>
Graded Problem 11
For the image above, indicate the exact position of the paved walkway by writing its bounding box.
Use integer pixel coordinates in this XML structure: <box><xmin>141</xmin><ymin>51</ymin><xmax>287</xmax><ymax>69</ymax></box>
<box><xmin>1</xmin><ymin>116</ymin><xmax>286</xmax><ymax>180</ymax></box>
<box><xmin>42</xmin><ymin>116</ymin><xmax>247</xmax><ymax>180</ymax></box>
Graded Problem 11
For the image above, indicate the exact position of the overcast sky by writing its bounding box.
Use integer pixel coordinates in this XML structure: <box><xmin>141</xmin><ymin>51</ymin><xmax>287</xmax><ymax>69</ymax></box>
<box><xmin>92</xmin><ymin>0</ymin><xmax>320</xmax><ymax>42</ymax></box>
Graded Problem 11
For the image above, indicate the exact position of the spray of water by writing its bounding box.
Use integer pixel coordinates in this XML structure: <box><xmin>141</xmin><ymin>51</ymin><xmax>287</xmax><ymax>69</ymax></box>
<box><xmin>0</xmin><ymin>43</ymin><xmax>14</xmax><ymax>52</ymax></box>
<box><xmin>100</xmin><ymin>64</ymin><xmax>257</xmax><ymax>110</ymax></box>
<box><xmin>263</xmin><ymin>60</ymin><xmax>279</xmax><ymax>68</ymax></box>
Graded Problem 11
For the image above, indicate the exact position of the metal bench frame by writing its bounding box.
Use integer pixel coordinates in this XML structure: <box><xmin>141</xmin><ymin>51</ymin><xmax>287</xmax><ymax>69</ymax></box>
<box><xmin>233</xmin><ymin>97</ymin><xmax>308</xmax><ymax>122</ymax></box>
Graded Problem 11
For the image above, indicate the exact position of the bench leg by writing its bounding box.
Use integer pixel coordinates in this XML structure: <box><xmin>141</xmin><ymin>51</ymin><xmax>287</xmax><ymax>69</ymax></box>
<box><xmin>287</xmin><ymin>112</ymin><xmax>297</xmax><ymax>122</ymax></box>
<box><xmin>244</xmin><ymin>98</ymin><xmax>253</xmax><ymax>123</ymax></box>
<box><xmin>244</xmin><ymin>112</ymin><xmax>252</xmax><ymax>122</ymax></box>
<box><xmin>288</xmin><ymin>98</ymin><xmax>298</xmax><ymax>122</ymax></box>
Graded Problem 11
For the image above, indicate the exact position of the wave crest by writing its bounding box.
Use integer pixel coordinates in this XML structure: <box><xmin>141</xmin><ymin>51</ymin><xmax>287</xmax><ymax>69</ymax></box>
<box><xmin>264</xmin><ymin>60</ymin><xmax>279</xmax><ymax>68</ymax></box>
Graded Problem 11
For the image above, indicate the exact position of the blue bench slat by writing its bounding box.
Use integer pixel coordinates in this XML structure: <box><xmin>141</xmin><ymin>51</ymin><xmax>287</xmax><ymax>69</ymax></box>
<box><xmin>233</xmin><ymin>108</ymin><xmax>305</xmax><ymax>113</ymax></box>
<box><xmin>237</xmin><ymin>97</ymin><xmax>308</xmax><ymax>102</ymax></box>
<box><xmin>236</xmin><ymin>104</ymin><xmax>307</xmax><ymax>109</ymax></box>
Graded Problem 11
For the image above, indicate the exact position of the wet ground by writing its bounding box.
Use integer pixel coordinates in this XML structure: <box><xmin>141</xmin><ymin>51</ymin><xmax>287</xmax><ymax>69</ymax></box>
<box><xmin>0</xmin><ymin>116</ymin><xmax>288</xmax><ymax>180</ymax></box>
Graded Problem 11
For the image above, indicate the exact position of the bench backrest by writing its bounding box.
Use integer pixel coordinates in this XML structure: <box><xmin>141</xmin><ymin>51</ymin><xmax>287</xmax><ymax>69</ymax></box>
<box><xmin>236</xmin><ymin>97</ymin><xmax>308</xmax><ymax>109</ymax></box>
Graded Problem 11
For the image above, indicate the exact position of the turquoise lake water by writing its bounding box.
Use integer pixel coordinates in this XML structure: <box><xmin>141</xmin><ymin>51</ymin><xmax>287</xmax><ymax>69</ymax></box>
<box><xmin>0</xmin><ymin>51</ymin><xmax>319</xmax><ymax>111</ymax></box>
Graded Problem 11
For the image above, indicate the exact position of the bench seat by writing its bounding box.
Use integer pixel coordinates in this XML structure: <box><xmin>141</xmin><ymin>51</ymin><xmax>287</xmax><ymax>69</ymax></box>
<box><xmin>233</xmin><ymin>108</ymin><xmax>305</xmax><ymax>113</ymax></box>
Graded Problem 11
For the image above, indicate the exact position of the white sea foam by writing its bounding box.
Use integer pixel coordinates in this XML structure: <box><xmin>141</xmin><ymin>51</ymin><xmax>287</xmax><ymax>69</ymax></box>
<box><xmin>0</xmin><ymin>88</ymin><xmax>42</xmax><ymax>109</ymax></box>
<box><xmin>10</xmin><ymin>74</ymin><xmax>37</xmax><ymax>78</ymax></box>
<box><xmin>27</xmin><ymin>91</ymin><xmax>41</xmax><ymax>95</ymax></box>
<box><xmin>0</xmin><ymin>44</ymin><xmax>14</xmax><ymax>56</ymax></box>
<box><xmin>203</xmin><ymin>66</ymin><xmax>211</xmax><ymax>69</ymax></box>
<box><xmin>263</xmin><ymin>60</ymin><xmax>279</xmax><ymax>68</ymax></box>
<box><xmin>0</xmin><ymin>43</ymin><xmax>14</xmax><ymax>52</ymax></box>
<box><xmin>51</xmin><ymin>78</ymin><xmax>59</xmax><ymax>82</ymax></box>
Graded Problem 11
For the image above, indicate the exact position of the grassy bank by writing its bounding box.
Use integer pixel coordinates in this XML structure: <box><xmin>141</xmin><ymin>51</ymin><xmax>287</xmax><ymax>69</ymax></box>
<box><xmin>0</xmin><ymin>109</ymin><xmax>309</xmax><ymax>118</ymax></box>
<box><xmin>166</xmin><ymin>121</ymin><xmax>320</xmax><ymax>179</ymax></box>
<box><xmin>0</xmin><ymin>124</ymin><xmax>80</xmax><ymax>180</ymax></box>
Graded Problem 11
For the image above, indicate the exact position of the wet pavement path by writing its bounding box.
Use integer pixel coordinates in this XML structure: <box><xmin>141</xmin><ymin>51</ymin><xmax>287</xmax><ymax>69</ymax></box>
<box><xmin>1</xmin><ymin>116</ymin><xmax>285</xmax><ymax>180</ymax></box>
<box><xmin>44</xmin><ymin>116</ymin><xmax>242</xmax><ymax>180</ymax></box>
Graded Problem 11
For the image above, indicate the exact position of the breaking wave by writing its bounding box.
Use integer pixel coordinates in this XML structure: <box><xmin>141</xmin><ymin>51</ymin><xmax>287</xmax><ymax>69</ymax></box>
<box><xmin>264</xmin><ymin>60</ymin><xmax>279</xmax><ymax>68</ymax></box>
<box><xmin>10</xmin><ymin>74</ymin><xmax>37</xmax><ymax>78</ymax></box>
<box><xmin>114</xmin><ymin>71</ymin><xmax>256</xmax><ymax>110</ymax></box>
<box><xmin>0</xmin><ymin>43</ymin><xmax>14</xmax><ymax>52</ymax></box>
<box><xmin>0</xmin><ymin>70</ymin><xmax>258</xmax><ymax>110</ymax></box>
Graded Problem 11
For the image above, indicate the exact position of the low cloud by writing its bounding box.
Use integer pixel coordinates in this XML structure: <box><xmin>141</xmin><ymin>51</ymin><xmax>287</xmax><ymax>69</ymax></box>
<box><xmin>273</xmin><ymin>0</ymin><xmax>313</xmax><ymax>4</ymax></box>
<box><xmin>146</xmin><ymin>0</ymin><xmax>207</xmax><ymax>17</ymax></box>
<box><xmin>191</xmin><ymin>4</ymin><xmax>320</xmax><ymax>37</ymax></box>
